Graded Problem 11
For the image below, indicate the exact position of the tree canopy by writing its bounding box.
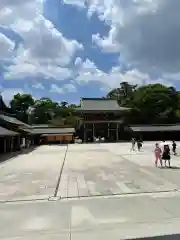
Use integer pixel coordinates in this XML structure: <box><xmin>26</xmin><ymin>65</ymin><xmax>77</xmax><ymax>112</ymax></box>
<box><xmin>107</xmin><ymin>82</ymin><xmax>180</xmax><ymax>124</ymax></box>
<box><xmin>6</xmin><ymin>82</ymin><xmax>180</xmax><ymax>126</ymax></box>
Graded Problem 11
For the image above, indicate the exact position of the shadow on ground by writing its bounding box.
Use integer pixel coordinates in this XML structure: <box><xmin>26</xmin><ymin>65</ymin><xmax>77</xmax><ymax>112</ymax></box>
<box><xmin>0</xmin><ymin>146</ymin><xmax>37</xmax><ymax>164</ymax></box>
<box><xmin>164</xmin><ymin>166</ymin><xmax>180</xmax><ymax>170</ymax></box>
<box><xmin>131</xmin><ymin>234</ymin><xmax>180</xmax><ymax>239</ymax></box>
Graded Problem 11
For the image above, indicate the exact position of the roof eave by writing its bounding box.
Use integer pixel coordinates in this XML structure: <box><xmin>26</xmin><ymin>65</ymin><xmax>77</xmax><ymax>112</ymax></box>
<box><xmin>74</xmin><ymin>108</ymin><xmax>131</xmax><ymax>112</ymax></box>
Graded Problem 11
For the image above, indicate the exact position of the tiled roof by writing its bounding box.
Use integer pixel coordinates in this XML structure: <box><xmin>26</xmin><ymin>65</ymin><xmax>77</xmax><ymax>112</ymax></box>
<box><xmin>75</xmin><ymin>98</ymin><xmax>130</xmax><ymax>111</ymax></box>
<box><xmin>25</xmin><ymin>127</ymin><xmax>75</xmax><ymax>135</ymax></box>
<box><xmin>0</xmin><ymin>114</ymin><xmax>30</xmax><ymax>127</ymax></box>
<box><xmin>129</xmin><ymin>125</ymin><xmax>180</xmax><ymax>132</ymax></box>
<box><xmin>42</xmin><ymin>133</ymin><xmax>73</xmax><ymax>136</ymax></box>
<box><xmin>31</xmin><ymin>124</ymin><xmax>55</xmax><ymax>128</ymax></box>
<box><xmin>0</xmin><ymin>126</ymin><xmax>19</xmax><ymax>136</ymax></box>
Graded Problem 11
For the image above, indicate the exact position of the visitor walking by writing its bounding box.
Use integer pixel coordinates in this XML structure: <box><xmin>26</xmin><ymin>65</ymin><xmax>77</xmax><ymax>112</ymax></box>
<box><xmin>154</xmin><ymin>143</ymin><xmax>162</xmax><ymax>168</ymax></box>
<box><xmin>162</xmin><ymin>145</ymin><xmax>171</xmax><ymax>168</ymax></box>
<box><xmin>172</xmin><ymin>140</ymin><xmax>177</xmax><ymax>155</ymax></box>
<box><xmin>137</xmin><ymin>139</ymin><xmax>142</xmax><ymax>151</ymax></box>
<box><xmin>131</xmin><ymin>137</ymin><xmax>136</xmax><ymax>151</ymax></box>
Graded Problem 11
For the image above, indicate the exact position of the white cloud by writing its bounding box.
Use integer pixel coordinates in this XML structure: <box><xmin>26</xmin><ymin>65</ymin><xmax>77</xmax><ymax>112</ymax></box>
<box><xmin>4</xmin><ymin>52</ymin><xmax>72</xmax><ymax>80</ymax></box>
<box><xmin>13</xmin><ymin>15</ymin><xmax>83</xmax><ymax>66</ymax></box>
<box><xmin>32</xmin><ymin>82</ymin><xmax>44</xmax><ymax>89</ymax></box>
<box><xmin>62</xmin><ymin>0</ymin><xmax>86</xmax><ymax>8</ymax></box>
<box><xmin>64</xmin><ymin>0</ymin><xmax>179</xmax><ymax>75</ymax></box>
<box><xmin>63</xmin><ymin>83</ymin><xmax>77</xmax><ymax>93</ymax></box>
<box><xmin>92</xmin><ymin>30</ymin><xmax>119</xmax><ymax>52</ymax></box>
<box><xmin>1</xmin><ymin>88</ymin><xmax>25</xmax><ymax>104</ymax></box>
<box><xmin>1</xmin><ymin>0</ymin><xmax>179</xmax><ymax>90</ymax></box>
<box><xmin>50</xmin><ymin>84</ymin><xmax>64</xmax><ymax>94</ymax></box>
<box><xmin>50</xmin><ymin>82</ymin><xmax>77</xmax><ymax>94</ymax></box>
<box><xmin>74</xmin><ymin>57</ymin><xmax>150</xmax><ymax>88</ymax></box>
<box><xmin>0</xmin><ymin>0</ymin><xmax>42</xmax><ymax>26</ymax></box>
<box><xmin>1</xmin><ymin>0</ymin><xmax>83</xmax><ymax>80</ymax></box>
<box><xmin>74</xmin><ymin>57</ymin><xmax>173</xmax><ymax>90</ymax></box>
<box><xmin>0</xmin><ymin>33</ymin><xmax>15</xmax><ymax>59</ymax></box>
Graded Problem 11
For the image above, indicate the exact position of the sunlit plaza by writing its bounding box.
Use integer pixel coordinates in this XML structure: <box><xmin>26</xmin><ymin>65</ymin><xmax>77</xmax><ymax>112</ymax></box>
<box><xmin>0</xmin><ymin>142</ymin><xmax>180</xmax><ymax>239</ymax></box>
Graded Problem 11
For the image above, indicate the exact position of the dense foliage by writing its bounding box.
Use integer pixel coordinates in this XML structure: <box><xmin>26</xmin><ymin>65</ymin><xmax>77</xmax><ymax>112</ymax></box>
<box><xmin>10</xmin><ymin>94</ymin><xmax>80</xmax><ymax>126</ymax></box>
<box><xmin>7</xmin><ymin>82</ymin><xmax>180</xmax><ymax>126</ymax></box>
<box><xmin>107</xmin><ymin>82</ymin><xmax>180</xmax><ymax>124</ymax></box>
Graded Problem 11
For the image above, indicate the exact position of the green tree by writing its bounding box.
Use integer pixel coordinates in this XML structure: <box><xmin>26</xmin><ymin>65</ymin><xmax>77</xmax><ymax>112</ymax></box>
<box><xmin>60</xmin><ymin>101</ymin><xmax>68</xmax><ymax>108</ymax></box>
<box><xmin>107</xmin><ymin>81</ymin><xmax>137</xmax><ymax>105</ymax></box>
<box><xmin>126</xmin><ymin>84</ymin><xmax>180</xmax><ymax>124</ymax></box>
<box><xmin>50</xmin><ymin>116</ymin><xmax>64</xmax><ymax>126</ymax></box>
<box><xmin>10</xmin><ymin>94</ymin><xmax>34</xmax><ymax>123</ymax></box>
<box><xmin>29</xmin><ymin>98</ymin><xmax>59</xmax><ymax>124</ymax></box>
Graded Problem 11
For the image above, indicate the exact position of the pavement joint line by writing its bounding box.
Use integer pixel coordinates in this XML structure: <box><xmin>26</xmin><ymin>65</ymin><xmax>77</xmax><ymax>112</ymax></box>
<box><xmin>0</xmin><ymin>197</ymin><xmax>50</xmax><ymax>204</ymax></box>
<box><xmin>54</xmin><ymin>144</ymin><xmax>69</xmax><ymax>197</ymax></box>
<box><xmin>48</xmin><ymin>196</ymin><xmax>61</xmax><ymax>201</ymax></box>
<box><xmin>1</xmin><ymin>188</ymin><xmax>180</xmax><ymax>204</ymax></box>
<box><xmin>59</xmin><ymin>188</ymin><xmax>180</xmax><ymax>201</ymax></box>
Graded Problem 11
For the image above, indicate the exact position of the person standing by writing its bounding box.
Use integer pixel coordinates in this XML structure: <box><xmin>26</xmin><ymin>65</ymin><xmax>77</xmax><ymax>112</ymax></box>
<box><xmin>172</xmin><ymin>141</ymin><xmax>177</xmax><ymax>155</ymax></box>
<box><xmin>137</xmin><ymin>139</ymin><xmax>142</xmax><ymax>151</ymax></box>
<box><xmin>131</xmin><ymin>137</ymin><xmax>136</xmax><ymax>151</ymax></box>
<box><xmin>154</xmin><ymin>143</ymin><xmax>162</xmax><ymax>167</ymax></box>
<box><xmin>162</xmin><ymin>145</ymin><xmax>171</xmax><ymax>168</ymax></box>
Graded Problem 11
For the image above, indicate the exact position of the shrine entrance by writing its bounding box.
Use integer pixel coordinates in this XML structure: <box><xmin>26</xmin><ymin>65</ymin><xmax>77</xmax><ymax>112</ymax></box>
<box><xmin>83</xmin><ymin>122</ymin><xmax>120</xmax><ymax>142</ymax></box>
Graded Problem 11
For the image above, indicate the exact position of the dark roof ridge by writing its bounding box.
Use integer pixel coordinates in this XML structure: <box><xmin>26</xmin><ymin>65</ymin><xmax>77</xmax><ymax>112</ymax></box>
<box><xmin>81</xmin><ymin>98</ymin><xmax>116</xmax><ymax>101</ymax></box>
<box><xmin>129</xmin><ymin>124</ymin><xmax>180</xmax><ymax>126</ymax></box>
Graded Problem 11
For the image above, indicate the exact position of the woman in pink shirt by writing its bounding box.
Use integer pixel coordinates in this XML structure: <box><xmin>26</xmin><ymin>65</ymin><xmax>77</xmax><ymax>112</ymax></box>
<box><xmin>154</xmin><ymin>143</ymin><xmax>162</xmax><ymax>167</ymax></box>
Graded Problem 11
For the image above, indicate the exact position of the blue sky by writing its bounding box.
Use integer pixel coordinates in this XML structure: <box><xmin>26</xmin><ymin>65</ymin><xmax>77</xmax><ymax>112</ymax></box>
<box><xmin>0</xmin><ymin>0</ymin><xmax>180</xmax><ymax>104</ymax></box>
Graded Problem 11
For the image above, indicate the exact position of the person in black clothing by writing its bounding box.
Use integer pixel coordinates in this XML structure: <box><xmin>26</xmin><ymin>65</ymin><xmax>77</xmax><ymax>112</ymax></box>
<box><xmin>137</xmin><ymin>139</ymin><xmax>142</xmax><ymax>151</ymax></box>
<box><xmin>162</xmin><ymin>145</ymin><xmax>171</xmax><ymax>168</ymax></box>
<box><xmin>172</xmin><ymin>141</ymin><xmax>177</xmax><ymax>155</ymax></box>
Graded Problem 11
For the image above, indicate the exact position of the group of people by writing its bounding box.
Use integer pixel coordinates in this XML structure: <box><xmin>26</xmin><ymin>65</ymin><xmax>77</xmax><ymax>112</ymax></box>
<box><xmin>154</xmin><ymin>141</ymin><xmax>177</xmax><ymax>168</ymax></box>
<box><xmin>131</xmin><ymin>138</ymin><xmax>177</xmax><ymax>168</ymax></box>
<box><xmin>131</xmin><ymin>138</ymin><xmax>143</xmax><ymax>151</ymax></box>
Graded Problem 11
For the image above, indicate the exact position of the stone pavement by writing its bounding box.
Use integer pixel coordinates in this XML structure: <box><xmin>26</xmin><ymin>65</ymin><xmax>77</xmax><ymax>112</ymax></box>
<box><xmin>0</xmin><ymin>145</ymin><xmax>67</xmax><ymax>201</ymax></box>
<box><xmin>57</xmin><ymin>142</ymin><xmax>180</xmax><ymax>198</ymax></box>
<box><xmin>0</xmin><ymin>192</ymin><xmax>180</xmax><ymax>239</ymax></box>
<box><xmin>0</xmin><ymin>142</ymin><xmax>180</xmax><ymax>239</ymax></box>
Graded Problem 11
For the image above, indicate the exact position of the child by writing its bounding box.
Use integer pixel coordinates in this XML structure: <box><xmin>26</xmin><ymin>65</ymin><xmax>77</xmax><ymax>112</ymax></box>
<box><xmin>154</xmin><ymin>143</ymin><xmax>162</xmax><ymax>167</ymax></box>
<box><xmin>162</xmin><ymin>145</ymin><xmax>171</xmax><ymax>168</ymax></box>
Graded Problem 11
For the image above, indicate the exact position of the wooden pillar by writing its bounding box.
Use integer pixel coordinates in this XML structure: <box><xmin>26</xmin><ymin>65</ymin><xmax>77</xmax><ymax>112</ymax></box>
<box><xmin>116</xmin><ymin>124</ymin><xmax>119</xmax><ymax>141</ymax></box>
<box><xmin>4</xmin><ymin>138</ymin><xmax>6</xmax><ymax>153</ymax></box>
<box><xmin>17</xmin><ymin>135</ymin><xmax>20</xmax><ymax>150</ymax></box>
<box><xmin>108</xmin><ymin>123</ymin><xmax>110</xmax><ymax>140</ymax></box>
<box><xmin>10</xmin><ymin>138</ymin><xmax>13</xmax><ymax>152</ymax></box>
<box><xmin>92</xmin><ymin>123</ymin><xmax>95</xmax><ymax>141</ymax></box>
<box><xmin>83</xmin><ymin>124</ymin><xmax>86</xmax><ymax>142</ymax></box>
<box><xmin>25</xmin><ymin>137</ymin><xmax>27</xmax><ymax>148</ymax></box>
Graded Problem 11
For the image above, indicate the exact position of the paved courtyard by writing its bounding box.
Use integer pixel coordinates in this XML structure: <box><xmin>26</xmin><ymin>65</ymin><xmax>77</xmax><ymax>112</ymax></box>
<box><xmin>0</xmin><ymin>142</ymin><xmax>180</xmax><ymax>239</ymax></box>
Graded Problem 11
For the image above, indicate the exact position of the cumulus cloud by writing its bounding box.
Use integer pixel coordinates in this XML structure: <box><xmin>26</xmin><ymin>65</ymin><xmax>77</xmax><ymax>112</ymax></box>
<box><xmin>0</xmin><ymin>0</ymin><xmax>42</xmax><ymax>26</ymax></box>
<box><xmin>74</xmin><ymin>57</ymin><xmax>153</xmax><ymax>89</ymax></box>
<box><xmin>90</xmin><ymin>0</ymin><xmax>180</xmax><ymax>74</ymax></box>
<box><xmin>13</xmin><ymin>15</ymin><xmax>83</xmax><ymax>66</ymax></box>
<box><xmin>50</xmin><ymin>84</ymin><xmax>64</xmax><ymax>94</ymax></box>
<box><xmin>63</xmin><ymin>83</ymin><xmax>77</xmax><ymax>93</ymax></box>
<box><xmin>62</xmin><ymin>0</ymin><xmax>180</xmax><ymax>75</ymax></box>
<box><xmin>62</xmin><ymin>0</ymin><xmax>86</xmax><ymax>8</ymax></box>
<box><xmin>1</xmin><ymin>0</ymin><xmax>179</xmax><ymax>96</ymax></box>
<box><xmin>1</xmin><ymin>88</ymin><xmax>25</xmax><ymax>104</ymax></box>
<box><xmin>0</xmin><ymin>33</ymin><xmax>15</xmax><ymax>59</ymax></box>
<box><xmin>1</xmin><ymin>0</ymin><xmax>83</xmax><ymax>80</ymax></box>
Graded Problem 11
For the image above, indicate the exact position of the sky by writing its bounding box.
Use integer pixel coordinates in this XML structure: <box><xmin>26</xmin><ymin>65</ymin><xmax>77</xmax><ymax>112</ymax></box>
<box><xmin>0</xmin><ymin>0</ymin><xmax>180</xmax><ymax>104</ymax></box>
